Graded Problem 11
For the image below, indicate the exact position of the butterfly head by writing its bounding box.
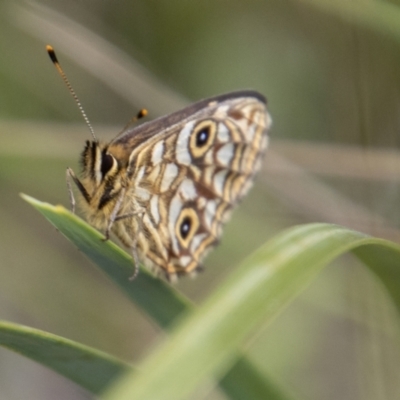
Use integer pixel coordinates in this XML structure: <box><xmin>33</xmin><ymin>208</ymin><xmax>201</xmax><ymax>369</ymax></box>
<box><xmin>80</xmin><ymin>140</ymin><xmax>120</xmax><ymax>187</ymax></box>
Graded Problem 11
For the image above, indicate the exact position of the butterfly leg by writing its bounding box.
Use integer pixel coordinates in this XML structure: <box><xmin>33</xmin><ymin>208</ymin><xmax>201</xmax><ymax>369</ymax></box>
<box><xmin>103</xmin><ymin>188</ymin><xmax>127</xmax><ymax>241</ymax></box>
<box><xmin>66</xmin><ymin>167</ymin><xmax>91</xmax><ymax>213</ymax></box>
<box><xmin>114</xmin><ymin>210</ymin><xmax>144</xmax><ymax>269</ymax></box>
<box><xmin>120</xmin><ymin>203</ymin><xmax>145</xmax><ymax>281</ymax></box>
<box><xmin>129</xmin><ymin>238</ymin><xmax>140</xmax><ymax>281</ymax></box>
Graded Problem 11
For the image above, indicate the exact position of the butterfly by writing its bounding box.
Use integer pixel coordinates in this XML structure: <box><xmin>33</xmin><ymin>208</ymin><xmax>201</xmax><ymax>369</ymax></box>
<box><xmin>47</xmin><ymin>46</ymin><xmax>271</xmax><ymax>282</ymax></box>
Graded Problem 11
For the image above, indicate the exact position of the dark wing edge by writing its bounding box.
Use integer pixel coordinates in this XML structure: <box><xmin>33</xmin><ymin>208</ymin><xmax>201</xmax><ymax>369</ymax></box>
<box><xmin>114</xmin><ymin>90</ymin><xmax>267</xmax><ymax>145</ymax></box>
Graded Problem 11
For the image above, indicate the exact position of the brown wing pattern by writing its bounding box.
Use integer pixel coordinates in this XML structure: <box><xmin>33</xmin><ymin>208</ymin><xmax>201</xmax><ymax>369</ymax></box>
<box><xmin>108</xmin><ymin>92</ymin><xmax>271</xmax><ymax>278</ymax></box>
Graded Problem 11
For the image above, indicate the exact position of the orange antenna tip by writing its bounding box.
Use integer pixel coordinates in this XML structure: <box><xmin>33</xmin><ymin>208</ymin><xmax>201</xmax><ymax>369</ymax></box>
<box><xmin>46</xmin><ymin>45</ymin><xmax>58</xmax><ymax>63</ymax></box>
<box><xmin>138</xmin><ymin>109</ymin><xmax>148</xmax><ymax>118</ymax></box>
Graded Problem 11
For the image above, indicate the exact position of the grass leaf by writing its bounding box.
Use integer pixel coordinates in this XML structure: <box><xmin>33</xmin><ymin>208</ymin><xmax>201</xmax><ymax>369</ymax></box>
<box><xmin>21</xmin><ymin>194</ymin><xmax>302</xmax><ymax>399</ymax></box>
<box><xmin>0</xmin><ymin>321</ymin><xmax>130</xmax><ymax>394</ymax></box>
<box><xmin>21</xmin><ymin>195</ymin><xmax>400</xmax><ymax>399</ymax></box>
<box><xmin>102</xmin><ymin>224</ymin><xmax>400</xmax><ymax>400</ymax></box>
<box><xmin>219</xmin><ymin>357</ymin><xmax>294</xmax><ymax>400</ymax></box>
<box><xmin>21</xmin><ymin>194</ymin><xmax>190</xmax><ymax>328</ymax></box>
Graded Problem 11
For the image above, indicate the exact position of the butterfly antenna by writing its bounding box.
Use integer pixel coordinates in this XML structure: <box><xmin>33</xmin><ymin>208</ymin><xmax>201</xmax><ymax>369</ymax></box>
<box><xmin>46</xmin><ymin>45</ymin><xmax>97</xmax><ymax>141</ymax></box>
<box><xmin>114</xmin><ymin>108</ymin><xmax>148</xmax><ymax>141</ymax></box>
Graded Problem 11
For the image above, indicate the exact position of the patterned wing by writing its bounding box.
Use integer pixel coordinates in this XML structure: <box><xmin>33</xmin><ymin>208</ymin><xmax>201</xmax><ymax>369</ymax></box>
<box><xmin>109</xmin><ymin>91</ymin><xmax>271</xmax><ymax>279</ymax></box>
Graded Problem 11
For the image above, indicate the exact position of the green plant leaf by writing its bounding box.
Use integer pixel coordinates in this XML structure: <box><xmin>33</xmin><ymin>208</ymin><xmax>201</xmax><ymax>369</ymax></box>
<box><xmin>21</xmin><ymin>195</ymin><xmax>400</xmax><ymax>399</ymax></box>
<box><xmin>21</xmin><ymin>194</ymin><xmax>191</xmax><ymax>328</ymax></box>
<box><xmin>102</xmin><ymin>224</ymin><xmax>400</xmax><ymax>400</ymax></box>
<box><xmin>21</xmin><ymin>194</ymin><xmax>295</xmax><ymax>399</ymax></box>
<box><xmin>219</xmin><ymin>357</ymin><xmax>294</xmax><ymax>400</ymax></box>
<box><xmin>0</xmin><ymin>321</ymin><xmax>130</xmax><ymax>394</ymax></box>
<box><xmin>353</xmin><ymin>244</ymin><xmax>400</xmax><ymax>316</ymax></box>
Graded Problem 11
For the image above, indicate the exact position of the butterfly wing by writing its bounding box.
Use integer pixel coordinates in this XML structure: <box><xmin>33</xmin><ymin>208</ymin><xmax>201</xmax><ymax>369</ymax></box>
<box><xmin>108</xmin><ymin>91</ymin><xmax>271</xmax><ymax>278</ymax></box>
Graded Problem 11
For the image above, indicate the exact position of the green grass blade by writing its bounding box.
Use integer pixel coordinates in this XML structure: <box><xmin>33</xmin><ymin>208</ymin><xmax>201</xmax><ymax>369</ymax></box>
<box><xmin>103</xmin><ymin>224</ymin><xmax>400</xmax><ymax>400</ymax></box>
<box><xmin>353</xmin><ymin>244</ymin><xmax>400</xmax><ymax>316</ymax></box>
<box><xmin>23</xmin><ymin>195</ymin><xmax>400</xmax><ymax>399</ymax></box>
<box><xmin>219</xmin><ymin>357</ymin><xmax>294</xmax><ymax>400</ymax></box>
<box><xmin>22</xmin><ymin>194</ymin><xmax>291</xmax><ymax>399</ymax></box>
<box><xmin>21</xmin><ymin>194</ymin><xmax>190</xmax><ymax>328</ymax></box>
<box><xmin>0</xmin><ymin>321</ymin><xmax>130</xmax><ymax>394</ymax></box>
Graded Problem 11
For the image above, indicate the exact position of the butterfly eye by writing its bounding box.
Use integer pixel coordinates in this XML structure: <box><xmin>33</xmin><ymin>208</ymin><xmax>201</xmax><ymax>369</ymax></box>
<box><xmin>101</xmin><ymin>153</ymin><xmax>115</xmax><ymax>178</ymax></box>
<box><xmin>176</xmin><ymin>208</ymin><xmax>199</xmax><ymax>247</ymax></box>
<box><xmin>190</xmin><ymin>120</ymin><xmax>217</xmax><ymax>158</ymax></box>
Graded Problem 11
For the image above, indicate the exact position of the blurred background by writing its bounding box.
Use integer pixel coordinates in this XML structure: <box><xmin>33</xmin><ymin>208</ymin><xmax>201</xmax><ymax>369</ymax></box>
<box><xmin>1</xmin><ymin>1</ymin><xmax>400</xmax><ymax>399</ymax></box>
